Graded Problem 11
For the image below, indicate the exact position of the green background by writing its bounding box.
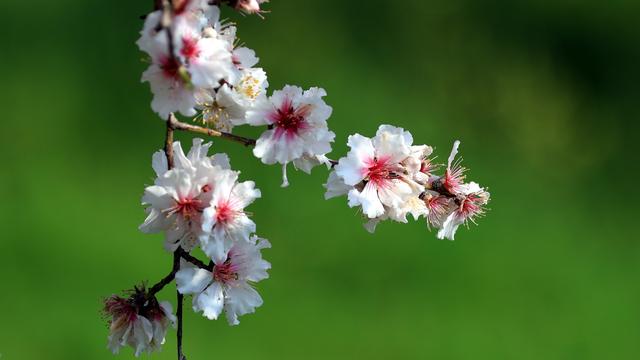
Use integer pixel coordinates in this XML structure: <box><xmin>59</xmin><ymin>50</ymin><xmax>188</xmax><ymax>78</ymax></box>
<box><xmin>1</xmin><ymin>0</ymin><xmax>639</xmax><ymax>359</ymax></box>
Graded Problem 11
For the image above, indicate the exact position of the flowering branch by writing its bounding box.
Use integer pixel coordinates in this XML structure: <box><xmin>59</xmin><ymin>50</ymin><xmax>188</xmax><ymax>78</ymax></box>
<box><xmin>102</xmin><ymin>0</ymin><xmax>491</xmax><ymax>358</ymax></box>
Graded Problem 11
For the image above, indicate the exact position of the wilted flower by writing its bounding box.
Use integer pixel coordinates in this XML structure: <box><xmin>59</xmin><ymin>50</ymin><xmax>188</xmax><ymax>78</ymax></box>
<box><xmin>431</xmin><ymin>141</ymin><xmax>490</xmax><ymax>240</ymax></box>
<box><xmin>104</xmin><ymin>287</ymin><xmax>175</xmax><ymax>357</ymax></box>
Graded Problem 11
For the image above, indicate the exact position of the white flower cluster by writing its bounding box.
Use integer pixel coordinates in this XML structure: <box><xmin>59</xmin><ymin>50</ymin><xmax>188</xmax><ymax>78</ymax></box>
<box><xmin>141</xmin><ymin>138</ymin><xmax>270</xmax><ymax>324</ymax></box>
<box><xmin>326</xmin><ymin>125</ymin><xmax>490</xmax><ymax>240</ymax></box>
<box><xmin>137</xmin><ymin>1</ymin><xmax>334</xmax><ymax>187</ymax></box>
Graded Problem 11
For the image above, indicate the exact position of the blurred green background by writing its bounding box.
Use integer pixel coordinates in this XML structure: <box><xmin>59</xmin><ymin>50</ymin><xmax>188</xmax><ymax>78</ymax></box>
<box><xmin>1</xmin><ymin>0</ymin><xmax>639</xmax><ymax>359</ymax></box>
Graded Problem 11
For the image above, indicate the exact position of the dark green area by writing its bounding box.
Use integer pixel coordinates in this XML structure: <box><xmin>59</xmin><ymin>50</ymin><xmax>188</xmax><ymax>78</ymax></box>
<box><xmin>1</xmin><ymin>0</ymin><xmax>639</xmax><ymax>359</ymax></box>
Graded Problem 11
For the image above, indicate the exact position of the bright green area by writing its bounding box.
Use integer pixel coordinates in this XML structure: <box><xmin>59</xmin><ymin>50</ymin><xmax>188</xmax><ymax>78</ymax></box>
<box><xmin>1</xmin><ymin>0</ymin><xmax>639</xmax><ymax>359</ymax></box>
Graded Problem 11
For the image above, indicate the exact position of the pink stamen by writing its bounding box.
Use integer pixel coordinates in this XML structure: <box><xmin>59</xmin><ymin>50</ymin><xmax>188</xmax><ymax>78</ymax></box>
<box><xmin>171</xmin><ymin>197</ymin><xmax>202</xmax><ymax>219</ymax></box>
<box><xmin>268</xmin><ymin>97</ymin><xmax>311</xmax><ymax>140</ymax></box>
<box><xmin>180</xmin><ymin>36</ymin><xmax>200</xmax><ymax>61</ymax></box>
<box><xmin>457</xmin><ymin>193</ymin><xmax>485</xmax><ymax>224</ymax></box>
<box><xmin>442</xmin><ymin>160</ymin><xmax>466</xmax><ymax>194</ymax></box>
<box><xmin>160</xmin><ymin>56</ymin><xmax>181</xmax><ymax>80</ymax></box>
<box><xmin>213</xmin><ymin>260</ymin><xmax>238</xmax><ymax>284</ymax></box>
<box><xmin>425</xmin><ymin>195</ymin><xmax>450</xmax><ymax>228</ymax></box>
<box><xmin>362</xmin><ymin>156</ymin><xmax>399</xmax><ymax>188</ymax></box>
<box><xmin>216</xmin><ymin>201</ymin><xmax>240</xmax><ymax>224</ymax></box>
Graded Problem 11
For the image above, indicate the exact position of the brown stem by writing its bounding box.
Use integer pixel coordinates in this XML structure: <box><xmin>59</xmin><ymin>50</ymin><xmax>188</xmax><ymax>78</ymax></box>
<box><xmin>177</xmin><ymin>247</ymin><xmax>212</xmax><ymax>270</ymax></box>
<box><xmin>165</xmin><ymin>115</ymin><xmax>175</xmax><ymax>168</ymax></box>
<box><xmin>148</xmin><ymin>269</ymin><xmax>177</xmax><ymax>297</ymax></box>
<box><xmin>169</xmin><ymin>114</ymin><xmax>256</xmax><ymax>147</ymax></box>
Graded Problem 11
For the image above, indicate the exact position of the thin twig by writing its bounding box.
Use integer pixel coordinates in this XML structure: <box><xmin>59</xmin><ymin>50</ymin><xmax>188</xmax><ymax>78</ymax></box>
<box><xmin>165</xmin><ymin>115</ymin><xmax>175</xmax><ymax>168</ymax></box>
<box><xmin>169</xmin><ymin>114</ymin><xmax>257</xmax><ymax>147</ymax></box>
<box><xmin>148</xmin><ymin>269</ymin><xmax>177</xmax><ymax>297</ymax></box>
<box><xmin>177</xmin><ymin>247</ymin><xmax>212</xmax><ymax>270</ymax></box>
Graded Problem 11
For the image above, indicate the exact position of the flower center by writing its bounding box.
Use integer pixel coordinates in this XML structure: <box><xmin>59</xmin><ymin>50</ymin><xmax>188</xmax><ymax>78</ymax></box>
<box><xmin>364</xmin><ymin>156</ymin><xmax>398</xmax><ymax>187</ymax></box>
<box><xmin>238</xmin><ymin>75</ymin><xmax>261</xmax><ymax>100</ymax></box>
<box><xmin>173</xmin><ymin>197</ymin><xmax>201</xmax><ymax>219</ymax></box>
<box><xmin>213</xmin><ymin>260</ymin><xmax>237</xmax><ymax>284</ymax></box>
<box><xmin>216</xmin><ymin>202</ymin><xmax>238</xmax><ymax>224</ymax></box>
<box><xmin>180</xmin><ymin>36</ymin><xmax>200</xmax><ymax>61</ymax></box>
<box><xmin>161</xmin><ymin>56</ymin><xmax>181</xmax><ymax>80</ymax></box>
<box><xmin>457</xmin><ymin>193</ymin><xmax>485</xmax><ymax>222</ymax></box>
<box><xmin>443</xmin><ymin>160</ymin><xmax>466</xmax><ymax>194</ymax></box>
<box><xmin>269</xmin><ymin>98</ymin><xmax>312</xmax><ymax>139</ymax></box>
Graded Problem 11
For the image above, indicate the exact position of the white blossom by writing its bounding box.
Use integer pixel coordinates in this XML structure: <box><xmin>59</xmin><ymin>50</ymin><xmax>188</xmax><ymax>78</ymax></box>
<box><xmin>175</xmin><ymin>237</ymin><xmax>271</xmax><ymax>325</ymax></box>
<box><xmin>247</xmin><ymin>85</ymin><xmax>335</xmax><ymax>186</ymax></box>
<box><xmin>196</xmin><ymin>85</ymin><xmax>248</xmax><ymax>131</ymax></box>
<box><xmin>174</xmin><ymin>19</ymin><xmax>236</xmax><ymax>88</ymax></box>
<box><xmin>331</xmin><ymin>125</ymin><xmax>424</xmax><ymax>219</ymax></box>
<box><xmin>140</xmin><ymin>39</ymin><xmax>199</xmax><ymax>119</ymax></box>
<box><xmin>200</xmin><ymin>169</ymin><xmax>261</xmax><ymax>263</ymax></box>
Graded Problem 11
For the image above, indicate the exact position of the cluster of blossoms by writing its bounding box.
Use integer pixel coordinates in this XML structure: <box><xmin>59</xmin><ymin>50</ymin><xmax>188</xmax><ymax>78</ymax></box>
<box><xmin>138</xmin><ymin>0</ymin><xmax>333</xmax><ymax>187</ymax></box>
<box><xmin>105</xmin><ymin>1</ymin><xmax>491</xmax><ymax>358</ymax></box>
<box><xmin>141</xmin><ymin>138</ymin><xmax>271</xmax><ymax>313</ymax></box>
<box><xmin>326</xmin><ymin>125</ymin><xmax>490</xmax><ymax>240</ymax></box>
<box><xmin>105</xmin><ymin>138</ymin><xmax>271</xmax><ymax>356</ymax></box>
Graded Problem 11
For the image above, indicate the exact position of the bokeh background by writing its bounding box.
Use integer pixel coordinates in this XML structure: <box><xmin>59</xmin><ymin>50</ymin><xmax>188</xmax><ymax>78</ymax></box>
<box><xmin>1</xmin><ymin>0</ymin><xmax>639</xmax><ymax>359</ymax></box>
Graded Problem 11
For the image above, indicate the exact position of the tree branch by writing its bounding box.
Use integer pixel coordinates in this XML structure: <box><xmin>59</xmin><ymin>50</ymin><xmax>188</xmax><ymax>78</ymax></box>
<box><xmin>168</xmin><ymin>113</ymin><xmax>256</xmax><ymax>147</ymax></box>
<box><xmin>148</xmin><ymin>268</ymin><xmax>177</xmax><ymax>297</ymax></box>
<box><xmin>177</xmin><ymin>247</ymin><xmax>212</xmax><ymax>270</ymax></box>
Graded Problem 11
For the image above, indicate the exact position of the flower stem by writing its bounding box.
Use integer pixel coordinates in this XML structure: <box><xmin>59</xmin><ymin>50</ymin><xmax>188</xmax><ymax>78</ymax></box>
<box><xmin>168</xmin><ymin>113</ymin><xmax>256</xmax><ymax>147</ymax></box>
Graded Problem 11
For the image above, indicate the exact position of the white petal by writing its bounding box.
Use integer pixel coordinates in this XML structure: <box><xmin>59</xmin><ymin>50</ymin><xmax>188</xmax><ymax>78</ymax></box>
<box><xmin>152</xmin><ymin>150</ymin><xmax>168</xmax><ymax>176</ymax></box>
<box><xmin>447</xmin><ymin>140</ymin><xmax>461</xmax><ymax>169</ymax></box>
<box><xmin>335</xmin><ymin>134</ymin><xmax>373</xmax><ymax>186</ymax></box>
<box><xmin>348</xmin><ymin>183</ymin><xmax>385</xmax><ymax>219</ymax></box>
<box><xmin>437</xmin><ymin>212</ymin><xmax>464</xmax><ymax>240</ymax></box>
<box><xmin>324</xmin><ymin>170</ymin><xmax>351</xmax><ymax>199</ymax></box>
<box><xmin>373</xmin><ymin>125</ymin><xmax>413</xmax><ymax>163</ymax></box>
<box><xmin>230</xmin><ymin>181</ymin><xmax>261</xmax><ymax>208</ymax></box>
<box><xmin>194</xmin><ymin>282</ymin><xmax>225</xmax><ymax>320</ymax></box>
<box><xmin>281</xmin><ymin>163</ymin><xmax>290</xmax><ymax>187</ymax></box>
<box><xmin>175</xmin><ymin>266</ymin><xmax>212</xmax><ymax>295</ymax></box>
<box><xmin>201</xmin><ymin>234</ymin><xmax>231</xmax><ymax>264</ymax></box>
<box><xmin>224</xmin><ymin>284</ymin><xmax>263</xmax><ymax>326</ymax></box>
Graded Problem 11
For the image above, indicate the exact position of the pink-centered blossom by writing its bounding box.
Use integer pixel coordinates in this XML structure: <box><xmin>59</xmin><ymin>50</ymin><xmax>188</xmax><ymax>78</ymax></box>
<box><xmin>175</xmin><ymin>236</ymin><xmax>271</xmax><ymax>325</ymax></box>
<box><xmin>330</xmin><ymin>125</ymin><xmax>424</xmax><ymax>219</ymax></box>
<box><xmin>247</xmin><ymin>85</ymin><xmax>334</xmax><ymax>186</ymax></box>
<box><xmin>200</xmin><ymin>169</ymin><xmax>261</xmax><ymax>263</ymax></box>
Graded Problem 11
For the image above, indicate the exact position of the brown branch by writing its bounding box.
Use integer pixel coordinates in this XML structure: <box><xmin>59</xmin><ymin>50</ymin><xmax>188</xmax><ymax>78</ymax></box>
<box><xmin>168</xmin><ymin>114</ymin><xmax>256</xmax><ymax>147</ymax></box>
<box><xmin>177</xmin><ymin>247</ymin><xmax>212</xmax><ymax>270</ymax></box>
<box><xmin>148</xmin><ymin>268</ymin><xmax>177</xmax><ymax>297</ymax></box>
<box><xmin>165</xmin><ymin>115</ymin><xmax>175</xmax><ymax>168</ymax></box>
